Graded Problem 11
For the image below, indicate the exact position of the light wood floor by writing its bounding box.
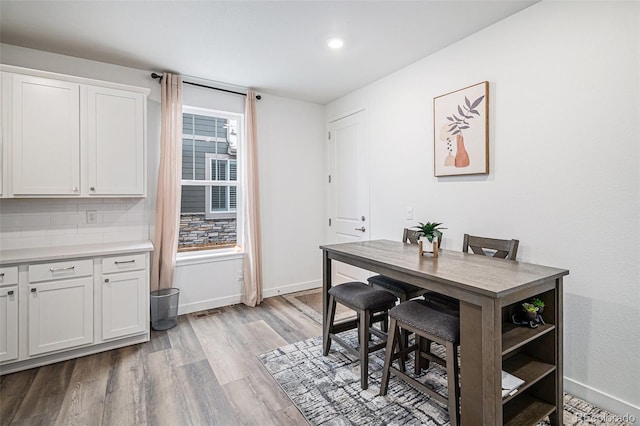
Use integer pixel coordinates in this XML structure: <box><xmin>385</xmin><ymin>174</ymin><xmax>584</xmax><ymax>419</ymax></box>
<box><xmin>0</xmin><ymin>294</ymin><xmax>322</xmax><ymax>426</ymax></box>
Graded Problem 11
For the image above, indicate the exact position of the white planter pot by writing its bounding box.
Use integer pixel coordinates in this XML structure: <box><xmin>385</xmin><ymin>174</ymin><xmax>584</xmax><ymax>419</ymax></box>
<box><xmin>419</xmin><ymin>237</ymin><xmax>434</xmax><ymax>253</ymax></box>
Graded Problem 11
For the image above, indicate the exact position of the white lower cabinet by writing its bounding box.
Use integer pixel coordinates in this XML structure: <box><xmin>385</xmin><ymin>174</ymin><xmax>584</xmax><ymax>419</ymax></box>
<box><xmin>102</xmin><ymin>254</ymin><xmax>147</xmax><ymax>340</ymax></box>
<box><xmin>0</xmin><ymin>286</ymin><xmax>18</xmax><ymax>362</ymax></box>
<box><xmin>0</xmin><ymin>243</ymin><xmax>152</xmax><ymax>375</ymax></box>
<box><xmin>28</xmin><ymin>276</ymin><xmax>94</xmax><ymax>356</ymax></box>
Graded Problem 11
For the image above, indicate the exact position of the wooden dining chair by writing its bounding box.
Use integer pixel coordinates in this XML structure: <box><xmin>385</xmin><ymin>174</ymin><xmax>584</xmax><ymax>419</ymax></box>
<box><xmin>424</xmin><ymin>234</ymin><xmax>520</xmax><ymax>311</ymax></box>
<box><xmin>367</xmin><ymin>228</ymin><xmax>426</xmax><ymax>303</ymax></box>
<box><xmin>420</xmin><ymin>233</ymin><xmax>520</xmax><ymax>371</ymax></box>
<box><xmin>462</xmin><ymin>233</ymin><xmax>520</xmax><ymax>260</ymax></box>
<box><xmin>367</xmin><ymin>228</ymin><xmax>427</xmax><ymax>344</ymax></box>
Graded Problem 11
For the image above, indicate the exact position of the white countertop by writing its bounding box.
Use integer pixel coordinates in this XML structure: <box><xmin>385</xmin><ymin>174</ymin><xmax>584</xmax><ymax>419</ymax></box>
<box><xmin>0</xmin><ymin>241</ymin><xmax>154</xmax><ymax>265</ymax></box>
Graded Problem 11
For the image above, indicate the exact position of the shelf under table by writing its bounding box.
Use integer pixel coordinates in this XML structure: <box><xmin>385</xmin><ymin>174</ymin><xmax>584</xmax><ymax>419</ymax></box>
<box><xmin>502</xmin><ymin>322</ymin><xmax>555</xmax><ymax>356</ymax></box>
<box><xmin>503</xmin><ymin>393</ymin><xmax>556</xmax><ymax>426</ymax></box>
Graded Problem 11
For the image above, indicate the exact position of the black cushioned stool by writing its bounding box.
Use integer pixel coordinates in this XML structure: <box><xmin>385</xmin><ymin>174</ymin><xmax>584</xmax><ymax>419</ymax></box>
<box><xmin>367</xmin><ymin>274</ymin><xmax>426</xmax><ymax>337</ymax></box>
<box><xmin>380</xmin><ymin>300</ymin><xmax>461</xmax><ymax>426</ymax></box>
<box><xmin>367</xmin><ymin>228</ymin><xmax>427</xmax><ymax>340</ymax></box>
<box><xmin>367</xmin><ymin>275</ymin><xmax>426</xmax><ymax>303</ymax></box>
<box><xmin>323</xmin><ymin>281</ymin><xmax>398</xmax><ymax>390</ymax></box>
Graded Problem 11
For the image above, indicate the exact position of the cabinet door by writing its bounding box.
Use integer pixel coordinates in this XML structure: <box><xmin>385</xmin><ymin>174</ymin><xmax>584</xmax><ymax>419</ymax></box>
<box><xmin>12</xmin><ymin>74</ymin><xmax>80</xmax><ymax>195</ymax></box>
<box><xmin>0</xmin><ymin>286</ymin><xmax>18</xmax><ymax>362</ymax></box>
<box><xmin>87</xmin><ymin>86</ymin><xmax>145</xmax><ymax>196</ymax></box>
<box><xmin>102</xmin><ymin>270</ymin><xmax>146</xmax><ymax>340</ymax></box>
<box><xmin>28</xmin><ymin>277</ymin><xmax>93</xmax><ymax>356</ymax></box>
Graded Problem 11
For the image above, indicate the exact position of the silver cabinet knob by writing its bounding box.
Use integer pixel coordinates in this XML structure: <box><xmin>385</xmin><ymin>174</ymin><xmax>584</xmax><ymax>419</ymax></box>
<box><xmin>90</xmin><ymin>187</ymin><xmax>95</xmax><ymax>191</ymax></box>
<box><xmin>355</xmin><ymin>227</ymin><xmax>366</xmax><ymax>232</ymax></box>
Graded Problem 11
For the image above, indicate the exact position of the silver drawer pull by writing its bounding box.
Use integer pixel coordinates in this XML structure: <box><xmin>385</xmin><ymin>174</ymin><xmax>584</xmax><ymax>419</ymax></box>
<box><xmin>0</xmin><ymin>273</ymin><xmax>4</xmax><ymax>278</ymax></box>
<box><xmin>115</xmin><ymin>260</ymin><xmax>136</xmax><ymax>265</ymax></box>
<box><xmin>8</xmin><ymin>290</ymin><xmax>14</xmax><ymax>296</ymax></box>
<box><xmin>50</xmin><ymin>266</ymin><xmax>75</xmax><ymax>272</ymax></box>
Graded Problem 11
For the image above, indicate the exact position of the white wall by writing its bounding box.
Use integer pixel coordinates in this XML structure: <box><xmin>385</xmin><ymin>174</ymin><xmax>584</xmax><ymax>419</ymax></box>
<box><xmin>257</xmin><ymin>94</ymin><xmax>325</xmax><ymax>297</ymax></box>
<box><xmin>326</xmin><ymin>1</ymin><xmax>639</xmax><ymax>418</ymax></box>
<box><xmin>0</xmin><ymin>44</ymin><xmax>325</xmax><ymax>314</ymax></box>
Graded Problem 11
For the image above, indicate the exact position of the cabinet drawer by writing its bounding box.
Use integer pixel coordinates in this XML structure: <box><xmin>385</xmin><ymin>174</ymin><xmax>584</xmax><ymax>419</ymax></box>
<box><xmin>29</xmin><ymin>259</ymin><xmax>93</xmax><ymax>283</ymax></box>
<box><xmin>0</xmin><ymin>266</ymin><xmax>18</xmax><ymax>286</ymax></box>
<box><xmin>102</xmin><ymin>254</ymin><xmax>145</xmax><ymax>274</ymax></box>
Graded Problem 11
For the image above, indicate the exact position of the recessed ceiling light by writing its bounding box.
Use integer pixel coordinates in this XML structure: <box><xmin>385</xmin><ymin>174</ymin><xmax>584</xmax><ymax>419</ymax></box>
<box><xmin>327</xmin><ymin>38</ymin><xmax>344</xmax><ymax>49</ymax></box>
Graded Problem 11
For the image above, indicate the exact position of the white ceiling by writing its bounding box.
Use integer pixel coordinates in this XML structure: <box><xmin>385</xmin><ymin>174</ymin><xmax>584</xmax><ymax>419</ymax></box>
<box><xmin>0</xmin><ymin>1</ymin><xmax>537</xmax><ymax>104</ymax></box>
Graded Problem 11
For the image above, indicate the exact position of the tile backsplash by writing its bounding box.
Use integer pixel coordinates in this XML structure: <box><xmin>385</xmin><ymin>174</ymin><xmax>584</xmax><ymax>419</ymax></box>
<box><xmin>0</xmin><ymin>198</ymin><xmax>151</xmax><ymax>250</ymax></box>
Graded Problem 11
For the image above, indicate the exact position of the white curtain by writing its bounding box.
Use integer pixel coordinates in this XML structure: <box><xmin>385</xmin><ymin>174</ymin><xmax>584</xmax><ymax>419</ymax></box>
<box><xmin>151</xmin><ymin>73</ymin><xmax>183</xmax><ymax>292</ymax></box>
<box><xmin>241</xmin><ymin>90</ymin><xmax>263</xmax><ymax>306</ymax></box>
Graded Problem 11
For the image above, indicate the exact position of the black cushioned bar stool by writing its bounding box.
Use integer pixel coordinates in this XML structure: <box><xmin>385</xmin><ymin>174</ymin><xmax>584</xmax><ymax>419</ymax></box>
<box><xmin>368</xmin><ymin>228</ymin><xmax>427</xmax><ymax>339</ymax></box>
<box><xmin>380</xmin><ymin>300</ymin><xmax>461</xmax><ymax>426</ymax></box>
<box><xmin>323</xmin><ymin>281</ymin><xmax>398</xmax><ymax>390</ymax></box>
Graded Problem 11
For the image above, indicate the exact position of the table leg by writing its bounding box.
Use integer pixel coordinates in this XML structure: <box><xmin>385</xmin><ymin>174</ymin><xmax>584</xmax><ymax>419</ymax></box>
<box><xmin>459</xmin><ymin>298</ymin><xmax>502</xmax><ymax>425</ymax></box>
<box><xmin>322</xmin><ymin>250</ymin><xmax>332</xmax><ymax>350</ymax></box>
<box><xmin>549</xmin><ymin>277</ymin><xmax>564</xmax><ymax>426</ymax></box>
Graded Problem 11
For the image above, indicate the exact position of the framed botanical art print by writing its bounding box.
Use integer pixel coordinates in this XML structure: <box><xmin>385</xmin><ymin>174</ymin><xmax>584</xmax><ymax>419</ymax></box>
<box><xmin>433</xmin><ymin>81</ymin><xmax>489</xmax><ymax>177</ymax></box>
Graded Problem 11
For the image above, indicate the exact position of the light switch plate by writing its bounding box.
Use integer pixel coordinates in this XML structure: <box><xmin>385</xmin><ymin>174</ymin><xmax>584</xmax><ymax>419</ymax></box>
<box><xmin>406</xmin><ymin>207</ymin><xmax>413</xmax><ymax>220</ymax></box>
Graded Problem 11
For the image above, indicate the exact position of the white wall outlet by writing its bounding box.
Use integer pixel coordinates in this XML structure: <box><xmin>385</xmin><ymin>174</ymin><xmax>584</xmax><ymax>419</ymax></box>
<box><xmin>86</xmin><ymin>210</ymin><xmax>98</xmax><ymax>224</ymax></box>
<box><xmin>406</xmin><ymin>207</ymin><xmax>413</xmax><ymax>220</ymax></box>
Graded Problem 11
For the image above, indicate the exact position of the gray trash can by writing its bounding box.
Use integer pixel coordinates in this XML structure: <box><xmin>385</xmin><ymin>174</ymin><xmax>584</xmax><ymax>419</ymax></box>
<box><xmin>150</xmin><ymin>288</ymin><xmax>180</xmax><ymax>331</ymax></box>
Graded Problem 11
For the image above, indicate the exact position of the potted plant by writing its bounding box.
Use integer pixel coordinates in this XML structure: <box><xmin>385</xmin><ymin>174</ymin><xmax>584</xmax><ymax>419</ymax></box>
<box><xmin>521</xmin><ymin>303</ymin><xmax>538</xmax><ymax>321</ymax></box>
<box><xmin>416</xmin><ymin>222</ymin><xmax>446</xmax><ymax>256</ymax></box>
<box><xmin>417</xmin><ymin>222</ymin><xmax>445</xmax><ymax>242</ymax></box>
<box><xmin>531</xmin><ymin>298</ymin><xmax>545</xmax><ymax>314</ymax></box>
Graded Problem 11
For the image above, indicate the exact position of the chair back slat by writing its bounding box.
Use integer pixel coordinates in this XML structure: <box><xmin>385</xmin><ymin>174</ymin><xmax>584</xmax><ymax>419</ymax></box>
<box><xmin>463</xmin><ymin>234</ymin><xmax>519</xmax><ymax>261</ymax></box>
<box><xmin>402</xmin><ymin>228</ymin><xmax>422</xmax><ymax>245</ymax></box>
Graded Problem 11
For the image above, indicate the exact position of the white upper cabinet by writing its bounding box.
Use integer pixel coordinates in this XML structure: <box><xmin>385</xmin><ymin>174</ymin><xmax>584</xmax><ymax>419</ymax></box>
<box><xmin>1</xmin><ymin>66</ymin><xmax>149</xmax><ymax>198</ymax></box>
<box><xmin>87</xmin><ymin>86</ymin><xmax>145</xmax><ymax>196</ymax></box>
<box><xmin>12</xmin><ymin>74</ymin><xmax>81</xmax><ymax>196</ymax></box>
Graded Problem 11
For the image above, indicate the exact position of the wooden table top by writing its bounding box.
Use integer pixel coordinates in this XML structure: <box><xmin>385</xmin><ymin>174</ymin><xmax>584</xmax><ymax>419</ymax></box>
<box><xmin>320</xmin><ymin>240</ymin><xmax>569</xmax><ymax>299</ymax></box>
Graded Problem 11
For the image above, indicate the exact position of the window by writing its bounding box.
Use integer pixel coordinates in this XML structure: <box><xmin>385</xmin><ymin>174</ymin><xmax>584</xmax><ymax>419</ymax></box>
<box><xmin>205</xmin><ymin>154</ymin><xmax>237</xmax><ymax>217</ymax></box>
<box><xmin>179</xmin><ymin>107</ymin><xmax>243</xmax><ymax>253</ymax></box>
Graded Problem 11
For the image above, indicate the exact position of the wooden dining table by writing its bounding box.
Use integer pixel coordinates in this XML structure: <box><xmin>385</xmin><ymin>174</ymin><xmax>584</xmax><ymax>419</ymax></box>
<box><xmin>320</xmin><ymin>240</ymin><xmax>569</xmax><ymax>426</ymax></box>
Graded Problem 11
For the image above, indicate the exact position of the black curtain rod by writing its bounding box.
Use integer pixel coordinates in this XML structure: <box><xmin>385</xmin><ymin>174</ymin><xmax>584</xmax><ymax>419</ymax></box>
<box><xmin>151</xmin><ymin>73</ymin><xmax>261</xmax><ymax>100</ymax></box>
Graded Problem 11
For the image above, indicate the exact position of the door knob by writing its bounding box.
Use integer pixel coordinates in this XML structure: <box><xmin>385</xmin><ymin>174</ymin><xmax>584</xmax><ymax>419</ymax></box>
<box><xmin>355</xmin><ymin>227</ymin><xmax>366</xmax><ymax>232</ymax></box>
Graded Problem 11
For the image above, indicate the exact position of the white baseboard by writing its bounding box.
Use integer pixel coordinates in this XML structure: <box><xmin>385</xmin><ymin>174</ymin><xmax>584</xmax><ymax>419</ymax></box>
<box><xmin>178</xmin><ymin>279</ymin><xmax>322</xmax><ymax>315</ymax></box>
<box><xmin>262</xmin><ymin>279</ymin><xmax>321</xmax><ymax>298</ymax></box>
<box><xmin>178</xmin><ymin>294</ymin><xmax>242</xmax><ymax>315</ymax></box>
<box><xmin>565</xmin><ymin>377</ymin><xmax>640</xmax><ymax>420</ymax></box>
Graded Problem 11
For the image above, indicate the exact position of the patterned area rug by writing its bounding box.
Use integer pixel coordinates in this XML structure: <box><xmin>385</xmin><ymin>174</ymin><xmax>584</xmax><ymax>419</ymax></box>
<box><xmin>261</xmin><ymin>293</ymin><xmax>632</xmax><ymax>426</ymax></box>
<box><xmin>283</xmin><ymin>288</ymin><xmax>355</xmax><ymax>324</ymax></box>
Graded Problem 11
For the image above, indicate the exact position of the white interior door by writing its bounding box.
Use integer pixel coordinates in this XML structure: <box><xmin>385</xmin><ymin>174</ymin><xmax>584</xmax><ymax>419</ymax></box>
<box><xmin>328</xmin><ymin>110</ymin><xmax>370</xmax><ymax>284</ymax></box>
